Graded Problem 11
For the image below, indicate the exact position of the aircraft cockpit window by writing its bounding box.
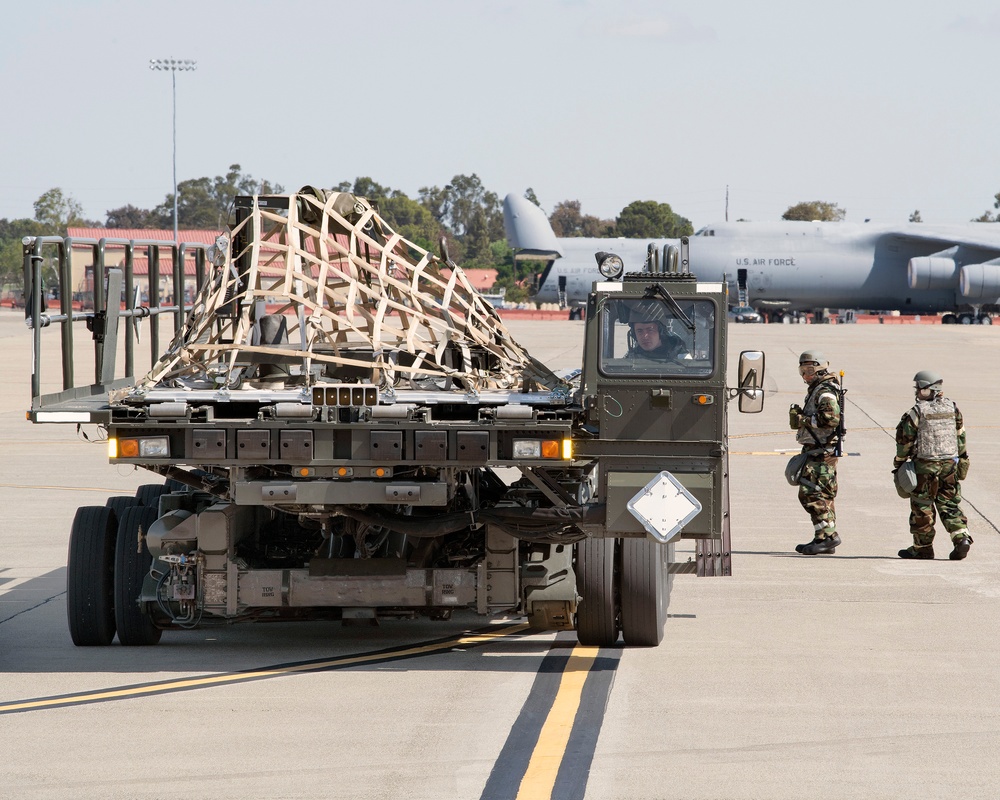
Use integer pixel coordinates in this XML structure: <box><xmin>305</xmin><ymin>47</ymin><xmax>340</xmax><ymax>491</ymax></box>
<box><xmin>598</xmin><ymin>297</ymin><xmax>715</xmax><ymax>378</ymax></box>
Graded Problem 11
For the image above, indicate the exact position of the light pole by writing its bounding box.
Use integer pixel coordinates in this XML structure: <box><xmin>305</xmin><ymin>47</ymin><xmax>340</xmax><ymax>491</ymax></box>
<box><xmin>149</xmin><ymin>58</ymin><xmax>197</xmax><ymax>242</ymax></box>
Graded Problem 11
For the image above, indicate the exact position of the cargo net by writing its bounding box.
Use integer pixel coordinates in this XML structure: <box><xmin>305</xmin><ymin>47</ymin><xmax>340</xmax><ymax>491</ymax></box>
<box><xmin>129</xmin><ymin>188</ymin><xmax>562</xmax><ymax>396</ymax></box>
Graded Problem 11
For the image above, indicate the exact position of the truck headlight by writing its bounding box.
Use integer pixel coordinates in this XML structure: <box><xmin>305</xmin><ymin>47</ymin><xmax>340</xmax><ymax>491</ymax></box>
<box><xmin>116</xmin><ymin>436</ymin><xmax>170</xmax><ymax>458</ymax></box>
<box><xmin>512</xmin><ymin>439</ymin><xmax>564</xmax><ymax>459</ymax></box>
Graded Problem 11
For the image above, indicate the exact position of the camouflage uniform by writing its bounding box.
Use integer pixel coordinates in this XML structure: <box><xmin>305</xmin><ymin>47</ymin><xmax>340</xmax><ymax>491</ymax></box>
<box><xmin>894</xmin><ymin>395</ymin><xmax>971</xmax><ymax>558</ymax></box>
<box><xmin>791</xmin><ymin>372</ymin><xmax>841</xmax><ymax>548</ymax></box>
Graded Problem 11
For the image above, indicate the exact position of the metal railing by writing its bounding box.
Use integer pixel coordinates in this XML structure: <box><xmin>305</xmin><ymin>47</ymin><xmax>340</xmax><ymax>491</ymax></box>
<box><xmin>22</xmin><ymin>235</ymin><xmax>210</xmax><ymax>422</ymax></box>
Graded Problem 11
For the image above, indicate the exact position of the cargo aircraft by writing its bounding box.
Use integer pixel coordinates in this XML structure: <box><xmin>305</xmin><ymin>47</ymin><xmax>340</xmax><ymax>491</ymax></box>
<box><xmin>503</xmin><ymin>193</ymin><xmax>1000</xmax><ymax>323</ymax></box>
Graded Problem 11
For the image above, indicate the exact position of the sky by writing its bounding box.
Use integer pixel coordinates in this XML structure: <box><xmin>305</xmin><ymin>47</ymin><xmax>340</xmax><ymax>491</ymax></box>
<box><xmin>3</xmin><ymin>0</ymin><xmax>1000</xmax><ymax>230</ymax></box>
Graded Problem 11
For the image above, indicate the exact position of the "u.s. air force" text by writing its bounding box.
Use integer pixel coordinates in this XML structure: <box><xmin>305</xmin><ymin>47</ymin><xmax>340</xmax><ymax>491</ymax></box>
<box><xmin>736</xmin><ymin>257</ymin><xmax>796</xmax><ymax>266</ymax></box>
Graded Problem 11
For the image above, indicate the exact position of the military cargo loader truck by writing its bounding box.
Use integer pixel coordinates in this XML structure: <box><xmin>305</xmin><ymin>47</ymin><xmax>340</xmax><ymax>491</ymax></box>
<box><xmin>23</xmin><ymin>188</ymin><xmax>765</xmax><ymax>648</ymax></box>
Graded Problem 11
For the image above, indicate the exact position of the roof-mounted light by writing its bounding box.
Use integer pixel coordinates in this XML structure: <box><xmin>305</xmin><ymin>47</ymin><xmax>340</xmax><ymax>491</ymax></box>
<box><xmin>595</xmin><ymin>251</ymin><xmax>624</xmax><ymax>280</ymax></box>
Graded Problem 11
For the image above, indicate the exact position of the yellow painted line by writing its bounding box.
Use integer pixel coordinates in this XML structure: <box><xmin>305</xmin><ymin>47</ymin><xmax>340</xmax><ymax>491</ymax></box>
<box><xmin>516</xmin><ymin>644</ymin><xmax>598</xmax><ymax>799</ymax></box>
<box><xmin>0</xmin><ymin>623</ymin><xmax>530</xmax><ymax>714</ymax></box>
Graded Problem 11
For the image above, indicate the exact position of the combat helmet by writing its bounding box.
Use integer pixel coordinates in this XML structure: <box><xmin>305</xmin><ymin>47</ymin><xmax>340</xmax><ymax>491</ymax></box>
<box><xmin>913</xmin><ymin>370</ymin><xmax>943</xmax><ymax>390</ymax></box>
<box><xmin>798</xmin><ymin>349</ymin><xmax>829</xmax><ymax>381</ymax></box>
<box><xmin>799</xmin><ymin>350</ymin><xmax>828</xmax><ymax>368</ymax></box>
<box><xmin>627</xmin><ymin>300</ymin><xmax>669</xmax><ymax>326</ymax></box>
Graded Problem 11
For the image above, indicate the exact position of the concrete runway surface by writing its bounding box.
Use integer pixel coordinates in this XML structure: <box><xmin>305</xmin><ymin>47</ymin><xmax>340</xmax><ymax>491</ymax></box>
<box><xmin>2</xmin><ymin>308</ymin><xmax>1000</xmax><ymax>799</ymax></box>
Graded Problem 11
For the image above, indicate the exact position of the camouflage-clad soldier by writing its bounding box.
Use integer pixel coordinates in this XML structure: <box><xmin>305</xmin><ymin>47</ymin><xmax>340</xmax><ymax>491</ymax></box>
<box><xmin>790</xmin><ymin>351</ymin><xmax>842</xmax><ymax>555</ymax></box>
<box><xmin>894</xmin><ymin>371</ymin><xmax>972</xmax><ymax>560</ymax></box>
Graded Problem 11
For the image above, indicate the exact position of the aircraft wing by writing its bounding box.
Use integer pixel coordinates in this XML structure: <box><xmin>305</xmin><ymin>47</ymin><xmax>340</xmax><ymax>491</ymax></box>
<box><xmin>883</xmin><ymin>227</ymin><xmax>1000</xmax><ymax>260</ymax></box>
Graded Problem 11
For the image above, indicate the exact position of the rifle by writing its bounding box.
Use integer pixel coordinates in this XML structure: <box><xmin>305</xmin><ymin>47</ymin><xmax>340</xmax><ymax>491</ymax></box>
<box><xmin>834</xmin><ymin>370</ymin><xmax>847</xmax><ymax>458</ymax></box>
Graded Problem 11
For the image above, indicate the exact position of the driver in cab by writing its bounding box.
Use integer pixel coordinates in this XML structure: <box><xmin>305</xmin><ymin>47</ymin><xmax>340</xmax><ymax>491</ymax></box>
<box><xmin>627</xmin><ymin>302</ymin><xmax>690</xmax><ymax>362</ymax></box>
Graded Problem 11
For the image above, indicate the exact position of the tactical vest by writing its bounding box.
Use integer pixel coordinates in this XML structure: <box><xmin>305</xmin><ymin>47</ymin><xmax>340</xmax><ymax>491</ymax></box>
<box><xmin>909</xmin><ymin>397</ymin><xmax>958</xmax><ymax>460</ymax></box>
<box><xmin>795</xmin><ymin>376</ymin><xmax>840</xmax><ymax>449</ymax></box>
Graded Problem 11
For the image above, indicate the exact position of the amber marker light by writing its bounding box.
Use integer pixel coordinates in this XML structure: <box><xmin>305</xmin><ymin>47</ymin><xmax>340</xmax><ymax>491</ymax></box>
<box><xmin>119</xmin><ymin>439</ymin><xmax>140</xmax><ymax>458</ymax></box>
<box><xmin>337</xmin><ymin>467</ymin><xmax>349</xmax><ymax>477</ymax></box>
<box><xmin>562</xmin><ymin>438</ymin><xmax>573</xmax><ymax>460</ymax></box>
<box><xmin>375</xmin><ymin>467</ymin><xmax>387</xmax><ymax>477</ymax></box>
<box><xmin>541</xmin><ymin>440</ymin><xmax>560</xmax><ymax>459</ymax></box>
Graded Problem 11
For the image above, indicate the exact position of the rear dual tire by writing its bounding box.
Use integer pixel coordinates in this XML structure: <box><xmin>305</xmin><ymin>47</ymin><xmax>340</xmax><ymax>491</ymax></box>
<box><xmin>575</xmin><ymin>537</ymin><xmax>670</xmax><ymax>648</ymax></box>
<box><xmin>114</xmin><ymin>505</ymin><xmax>162</xmax><ymax>646</ymax></box>
<box><xmin>67</xmin><ymin>506</ymin><xmax>118</xmax><ymax>646</ymax></box>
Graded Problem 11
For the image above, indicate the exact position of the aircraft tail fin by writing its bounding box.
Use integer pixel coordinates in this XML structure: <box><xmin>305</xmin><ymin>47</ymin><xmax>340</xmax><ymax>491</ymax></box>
<box><xmin>503</xmin><ymin>193</ymin><xmax>563</xmax><ymax>259</ymax></box>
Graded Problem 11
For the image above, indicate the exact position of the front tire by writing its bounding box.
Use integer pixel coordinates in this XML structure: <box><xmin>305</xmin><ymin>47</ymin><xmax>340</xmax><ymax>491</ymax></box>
<box><xmin>575</xmin><ymin>537</ymin><xmax>618</xmax><ymax>647</ymax></box>
<box><xmin>114</xmin><ymin>505</ymin><xmax>162</xmax><ymax>646</ymax></box>
<box><xmin>620</xmin><ymin>537</ymin><xmax>667</xmax><ymax>647</ymax></box>
<box><xmin>67</xmin><ymin>506</ymin><xmax>118</xmax><ymax>646</ymax></box>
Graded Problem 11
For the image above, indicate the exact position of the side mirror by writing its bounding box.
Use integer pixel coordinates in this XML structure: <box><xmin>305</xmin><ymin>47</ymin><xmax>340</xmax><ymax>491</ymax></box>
<box><xmin>737</xmin><ymin>350</ymin><xmax>765</xmax><ymax>413</ymax></box>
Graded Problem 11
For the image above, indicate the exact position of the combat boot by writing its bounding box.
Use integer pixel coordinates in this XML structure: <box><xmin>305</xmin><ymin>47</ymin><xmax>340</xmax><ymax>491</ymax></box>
<box><xmin>795</xmin><ymin>533</ymin><xmax>840</xmax><ymax>554</ymax></box>
<box><xmin>948</xmin><ymin>536</ymin><xmax>972</xmax><ymax>561</ymax></box>
<box><xmin>898</xmin><ymin>545</ymin><xmax>934</xmax><ymax>559</ymax></box>
<box><xmin>798</xmin><ymin>534</ymin><xmax>839</xmax><ymax>555</ymax></box>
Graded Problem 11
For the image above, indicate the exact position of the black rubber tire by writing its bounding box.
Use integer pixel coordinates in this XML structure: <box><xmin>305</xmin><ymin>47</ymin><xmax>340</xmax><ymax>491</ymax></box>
<box><xmin>114</xmin><ymin>505</ymin><xmax>162</xmax><ymax>646</ymax></box>
<box><xmin>164</xmin><ymin>478</ymin><xmax>187</xmax><ymax>494</ymax></box>
<box><xmin>105</xmin><ymin>494</ymin><xmax>138</xmax><ymax>520</ymax></box>
<box><xmin>620</xmin><ymin>537</ymin><xmax>667</xmax><ymax>647</ymax></box>
<box><xmin>67</xmin><ymin>506</ymin><xmax>118</xmax><ymax>646</ymax></box>
<box><xmin>575</xmin><ymin>537</ymin><xmax>618</xmax><ymax>647</ymax></box>
<box><xmin>134</xmin><ymin>483</ymin><xmax>166</xmax><ymax>510</ymax></box>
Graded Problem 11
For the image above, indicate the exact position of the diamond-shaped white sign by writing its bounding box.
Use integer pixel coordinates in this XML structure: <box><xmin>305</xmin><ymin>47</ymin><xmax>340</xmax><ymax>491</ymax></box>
<box><xmin>627</xmin><ymin>471</ymin><xmax>703</xmax><ymax>543</ymax></box>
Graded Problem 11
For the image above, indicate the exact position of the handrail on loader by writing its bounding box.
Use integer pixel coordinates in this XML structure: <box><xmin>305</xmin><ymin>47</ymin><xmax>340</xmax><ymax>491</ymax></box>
<box><xmin>22</xmin><ymin>235</ymin><xmax>210</xmax><ymax>423</ymax></box>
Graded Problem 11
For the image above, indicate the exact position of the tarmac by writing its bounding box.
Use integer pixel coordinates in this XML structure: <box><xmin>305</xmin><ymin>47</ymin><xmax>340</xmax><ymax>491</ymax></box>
<box><xmin>2</xmin><ymin>309</ymin><xmax>1000</xmax><ymax>799</ymax></box>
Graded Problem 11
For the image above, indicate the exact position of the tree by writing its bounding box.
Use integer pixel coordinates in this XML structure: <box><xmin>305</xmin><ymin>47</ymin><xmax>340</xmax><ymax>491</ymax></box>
<box><xmin>106</xmin><ymin>204</ymin><xmax>159</xmax><ymax>229</ymax></box>
<box><xmin>33</xmin><ymin>188</ymin><xmax>98</xmax><ymax>230</ymax></box>
<box><xmin>781</xmin><ymin>201</ymin><xmax>846</xmax><ymax>222</ymax></box>
<box><xmin>153</xmin><ymin>164</ymin><xmax>284</xmax><ymax>230</ymax></box>
<box><xmin>616</xmin><ymin>200</ymin><xmax>693</xmax><ymax>238</ymax></box>
<box><xmin>0</xmin><ymin>217</ymin><xmax>45</xmax><ymax>289</ymax></box>
<box><xmin>524</xmin><ymin>188</ymin><xmax>540</xmax><ymax>207</ymax></box>
<box><xmin>909</xmin><ymin>210</ymin><xmax>923</xmax><ymax>223</ymax></box>
<box><xmin>549</xmin><ymin>200</ymin><xmax>584</xmax><ymax>237</ymax></box>
<box><xmin>549</xmin><ymin>200</ymin><xmax>617</xmax><ymax>238</ymax></box>
<box><xmin>416</xmin><ymin>174</ymin><xmax>504</xmax><ymax>263</ymax></box>
<box><xmin>971</xmin><ymin>191</ymin><xmax>1000</xmax><ymax>222</ymax></box>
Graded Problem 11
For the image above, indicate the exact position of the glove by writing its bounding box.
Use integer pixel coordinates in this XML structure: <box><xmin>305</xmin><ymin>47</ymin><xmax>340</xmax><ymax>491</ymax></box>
<box><xmin>957</xmin><ymin>454</ymin><xmax>970</xmax><ymax>481</ymax></box>
<box><xmin>789</xmin><ymin>404</ymin><xmax>803</xmax><ymax>430</ymax></box>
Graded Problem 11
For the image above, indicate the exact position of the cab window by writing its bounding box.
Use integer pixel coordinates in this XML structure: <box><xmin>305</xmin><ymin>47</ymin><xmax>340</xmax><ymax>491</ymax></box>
<box><xmin>599</xmin><ymin>297</ymin><xmax>716</xmax><ymax>378</ymax></box>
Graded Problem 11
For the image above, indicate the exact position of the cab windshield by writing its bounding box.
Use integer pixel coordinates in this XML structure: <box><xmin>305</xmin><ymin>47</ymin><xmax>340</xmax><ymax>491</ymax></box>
<box><xmin>599</xmin><ymin>297</ymin><xmax>716</xmax><ymax>377</ymax></box>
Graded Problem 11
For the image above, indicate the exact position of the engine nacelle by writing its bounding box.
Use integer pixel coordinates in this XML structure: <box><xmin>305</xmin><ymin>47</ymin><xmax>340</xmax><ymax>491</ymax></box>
<box><xmin>959</xmin><ymin>263</ymin><xmax>1000</xmax><ymax>300</ymax></box>
<box><xmin>908</xmin><ymin>256</ymin><xmax>958</xmax><ymax>290</ymax></box>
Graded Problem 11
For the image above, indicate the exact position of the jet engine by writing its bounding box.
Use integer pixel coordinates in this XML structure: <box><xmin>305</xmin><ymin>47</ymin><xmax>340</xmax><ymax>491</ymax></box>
<box><xmin>907</xmin><ymin>256</ymin><xmax>958</xmax><ymax>290</ymax></box>
<box><xmin>959</xmin><ymin>263</ymin><xmax>1000</xmax><ymax>300</ymax></box>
